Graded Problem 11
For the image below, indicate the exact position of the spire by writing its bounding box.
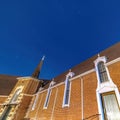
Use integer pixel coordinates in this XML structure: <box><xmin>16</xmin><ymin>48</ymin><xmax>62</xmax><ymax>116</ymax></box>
<box><xmin>32</xmin><ymin>56</ymin><xmax>45</xmax><ymax>79</ymax></box>
<box><xmin>97</xmin><ymin>53</ymin><xmax>100</xmax><ymax>57</ymax></box>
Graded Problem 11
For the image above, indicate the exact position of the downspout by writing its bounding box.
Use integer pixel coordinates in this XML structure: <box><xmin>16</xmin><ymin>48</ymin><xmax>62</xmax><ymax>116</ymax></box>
<box><xmin>80</xmin><ymin>77</ymin><xmax>84</xmax><ymax>120</ymax></box>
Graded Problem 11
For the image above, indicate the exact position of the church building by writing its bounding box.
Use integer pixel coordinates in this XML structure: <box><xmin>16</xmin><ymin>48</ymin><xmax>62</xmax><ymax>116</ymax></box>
<box><xmin>0</xmin><ymin>42</ymin><xmax>120</xmax><ymax>120</ymax></box>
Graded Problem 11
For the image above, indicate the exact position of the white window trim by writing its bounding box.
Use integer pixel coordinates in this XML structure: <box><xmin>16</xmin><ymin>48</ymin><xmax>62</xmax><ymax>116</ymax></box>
<box><xmin>43</xmin><ymin>81</ymin><xmax>55</xmax><ymax>109</ymax></box>
<box><xmin>32</xmin><ymin>86</ymin><xmax>44</xmax><ymax>110</ymax></box>
<box><xmin>94</xmin><ymin>56</ymin><xmax>120</xmax><ymax>120</ymax></box>
<box><xmin>32</xmin><ymin>94</ymin><xmax>39</xmax><ymax>110</ymax></box>
<box><xmin>43</xmin><ymin>88</ymin><xmax>52</xmax><ymax>109</ymax></box>
<box><xmin>62</xmin><ymin>80</ymin><xmax>71</xmax><ymax>107</ymax></box>
<box><xmin>62</xmin><ymin>71</ymin><xmax>74</xmax><ymax>108</ymax></box>
<box><xmin>10</xmin><ymin>87</ymin><xmax>23</xmax><ymax>104</ymax></box>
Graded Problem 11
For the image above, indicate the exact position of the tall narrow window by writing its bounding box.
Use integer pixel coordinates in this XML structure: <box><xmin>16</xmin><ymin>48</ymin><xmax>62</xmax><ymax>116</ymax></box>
<box><xmin>32</xmin><ymin>94</ymin><xmax>39</xmax><ymax>110</ymax></box>
<box><xmin>94</xmin><ymin>56</ymin><xmax>120</xmax><ymax>120</ymax></box>
<box><xmin>101</xmin><ymin>92</ymin><xmax>120</xmax><ymax>119</ymax></box>
<box><xmin>44</xmin><ymin>82</ymin><xmax>54</xmax><ymax>109</ymax></box>
<box><xmin>43</xmin><ymin>81</ymin><xmax>55</xmax><ymax>109</ymax></box>
<box><xmin>64</xmin><ymin>78</ymin><xmax>70</xmax><ymax>105</ymax></box>
<box><xmin>63</xmin><ymin>71</ymin><xmax>74</xmax><ymax>107</ymax></box>
<box><xmin>44</xmin><ymin>88</ymin><xmax>51</xmax><ymax>108</ymax></box>
<box><xmin>0</xmin><ymin>106</ymin><xmax>12</xmax><ymax>120</ymax></box>
<box><xmin>31</xmin><ymin>87</ymin><xmax>44</xmax><ymax>110</ymax></box>
<box><xmin>10</xmin><ymin>88</ymin><xmax>21</xmax><ymax>103</ymax></box>
<box><xmin>98</xmin><ymin>61</ymin><xmax>108</xmax><ymax>83</ymax></box>
<box><xmin>0</xmin><ymin>88</ymin><xmax>22</xmax><ymax>120</ymax></box>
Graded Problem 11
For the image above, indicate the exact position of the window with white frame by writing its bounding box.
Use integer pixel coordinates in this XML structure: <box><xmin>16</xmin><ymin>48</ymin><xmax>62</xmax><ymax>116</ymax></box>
<box><xmin>10</xmin><ymin>88</ymin><xmax>21</xmax><ymax>103</ymax></box>
<box><xmin>1</xmin><ymin>106</ymin><xmax>12</xmax><ymax>120</ymax></box>
<box><xmin>94</xmin><ymin>55</ymin><xmax>120</xmax><ymax>120</ymax></box>
<box><xmin>101</xmin><ymin>92</ymin><xmax>120</xmax><ymax>119</ymax></box>
<box><xmin>31</xmin><ymin>87</ymin><xmax>43</xmax><ymax>110</ymax></box>
<box><xmin>63</xmin><ymin>71</ymin><xmax>74</xmax><ymax>107</ymax></box>
<box><xmin>32</xmin><ymin>94</ymin><xmax>39</xmax><ymax>110</ymax></box>
<box><xmin>44</xmin><ymin>81</ymin><xmax>55</xmax><ymax>109</ymax></box>
<box><xmin>64</xmin><ymin>77</ymin><xmax>70</xmax><ymax>106</ymax></box>
<box><xmin>44</xmin><ymin>88</ymin><xmax>51</xmax><ymax>108</ymax></box>
<box><xmin>97</xmin><ymin>61</ymin><xmax>108</xmax><ymax>83</ymax></box>
<box><xmin>0</xmin><ymin>88</ymin><xmax>22</xmax><ymax>119</ymax></box>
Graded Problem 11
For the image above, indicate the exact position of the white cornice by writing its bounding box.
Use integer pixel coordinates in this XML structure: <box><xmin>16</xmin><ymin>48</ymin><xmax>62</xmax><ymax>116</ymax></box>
<box><xmin>17</xmin><ymin>76</ymin><xmax>41</xmax><ymax>82</ymax></box>
<box><xmin>17</xmin><ymin>76</ymin><xmax>31</xmax><ymax>79</ymax></box>
<box><xmin>22</xmin><ymin>93</ymin><xmax>34</xmax><ymax>97</ymax></box>
<box><xmin>0</xmin><ymin>95</ymin><xmax>8</xmax><ymax>97</ymax></box>
<box><xmin>70</xmin><ymin>69</ymin><xmax>95</xmax><ymax>81</ymax></box>
<box><xmin>106</xmin><ymin>57</ymin><xmax>120</xmax><ymax>66</ymax></box>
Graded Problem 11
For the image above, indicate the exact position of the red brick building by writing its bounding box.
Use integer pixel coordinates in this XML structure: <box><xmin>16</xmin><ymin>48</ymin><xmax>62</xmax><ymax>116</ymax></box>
<box><xmin>0</xmin><ymin>42</ymin><xmax>120</xmax><ymax>120</ymax></box>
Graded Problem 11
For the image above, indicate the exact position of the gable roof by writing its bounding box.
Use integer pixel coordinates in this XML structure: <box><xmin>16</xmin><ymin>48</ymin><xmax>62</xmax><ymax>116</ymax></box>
<box><xmin>0</xmin><ymin>42</ymin><xmax>120</xmax><ymax>94</ymax></box>
<box><xmin>43</xmin><ymin>42</ymin><xmax>120</xmax><ymax>89</ymax></box>
<box><xmin>0</xmin><ymin>74</ymin><xmax>18</xmax><ymax>95</ymax></box>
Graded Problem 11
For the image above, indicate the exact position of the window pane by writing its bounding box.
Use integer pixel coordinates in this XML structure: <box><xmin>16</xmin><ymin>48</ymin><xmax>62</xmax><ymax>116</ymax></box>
<box><xmin>98</xmin><ymin>62</ymin><xmax>108</xmax><ymax>82</ymax></box>
<box><xmin>11</xmin><ymin>89</ymin><xmax>21</xmax><ymax>103</ymax></box>
<box><xmin>102</xmin><ymin>93</ymin><xmax>120</xmax><ymax>120</ymax></box>
<box><xmin>64</xmin><ymin>80</ymin><xmax>70</xmax><ymax>105</ymax></box>
<box><xmin>1</xmin><ymin>106</ymin><xmax>12</xmax><ymax>120</ymax></box>
<box><xmin>44</xmin><ymin>89</ymin><xmax>51</xmax><ymax>108</ymax></box>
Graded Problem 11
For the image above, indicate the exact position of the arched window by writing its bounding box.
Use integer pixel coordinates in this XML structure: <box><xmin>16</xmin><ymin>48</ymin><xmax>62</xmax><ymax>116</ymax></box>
<box><xmin>0</xmin><ymin>88</ymin><xmax>22</xmax><ymax>119</ymax></box>
<box><xmin>64</xmin><ymin>77</ymin><xmax>70</xmax><ymax>105</ymax></box>
<box><xmin>63</xmin><ymin>71</ymin><xmax>74</xmax><ymax>107</ymax></box>
<box><xmin>0</xmin><ymin>106</ymin><xmax>12</xmax><ymax>120</ymax></box>
<box><xmin>97</xmin><ymin>61</ymin><xmax>108</xmax><ymax>83</ymax></box>
<box><xmin>94</xmin><ymin>56</ymin><xmax>120</xmax><ymax>120</ymax></box>
<box><xmin>44</xmin><ymin>87</ymin><xmax>51</xmax><ymax>108</ymax></box>
<box><xmin>44</xmin><ymin>81</ymin><xmax>55</xmax><ymax>109</ymax></box>
<box><xmin>10</xmin><ymin>88</ymin><xmax>21</xmax><ymax>103</ymax></box>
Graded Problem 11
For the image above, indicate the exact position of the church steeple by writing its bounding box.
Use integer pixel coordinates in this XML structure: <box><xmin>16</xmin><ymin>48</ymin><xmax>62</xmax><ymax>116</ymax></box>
<box><xmin>32</xmin><ymin>56</ymin><xmax>45</xmax><ymax>79</ymax></box>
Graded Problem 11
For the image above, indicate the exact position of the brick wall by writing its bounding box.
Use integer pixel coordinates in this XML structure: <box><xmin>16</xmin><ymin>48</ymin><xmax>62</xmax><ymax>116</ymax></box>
<box><xmin>27</xmin><ymin>61</ymin><xmax>120</xmax><ymax>120</ymax></box>
<box><xmin>108</xmin><ymin>61</ymin><xmax>120</xmax><ymax>91</ymax></box>
<box><xmin>27</xmin><ymin>73</ymin><xmax>99</xmax><ymax>120</ymax></box>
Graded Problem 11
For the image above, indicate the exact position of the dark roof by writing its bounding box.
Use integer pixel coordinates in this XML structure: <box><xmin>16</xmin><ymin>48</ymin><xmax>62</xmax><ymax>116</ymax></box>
<box><xmin>0</xmin><ymin>42</ymin><xmax>120</xmax><ymax>93</ymax></box>
<box><xmin>0</xmin><ymin>74</ymin><xmax>18</xmax><ymax>95</ymax></box>
<box><xmin>71</xmin><ymin>42</ymin><xmax>120</xmax><ymax>77</ymax></box>
<box><xmin>36</xmin><ymin>79</ymin><xmax>50</xmax><ymax>92</ymax></box>
<box><xmin>48</xmin><ymin>42</ymin><xmax>120</xmax><ymax>87</ymax></box>
<box><xmin>0</xmin><ymin>74</ymin><xmax>50</xmax><ymax>95</ymax></box>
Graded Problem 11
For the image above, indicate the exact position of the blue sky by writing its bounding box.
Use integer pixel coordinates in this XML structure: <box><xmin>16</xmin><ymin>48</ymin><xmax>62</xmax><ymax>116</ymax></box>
<box><xmin>0</xmin><ymin>0</ymin><xmax>120</xmax><ymax>79</ymax></box>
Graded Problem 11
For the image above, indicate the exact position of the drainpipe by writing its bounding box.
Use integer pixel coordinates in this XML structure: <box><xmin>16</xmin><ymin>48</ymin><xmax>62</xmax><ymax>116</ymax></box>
<box><xmin>80</xmin><ymin>77</ymin><xmax>84</xmax><ymax>120</ymax></box>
